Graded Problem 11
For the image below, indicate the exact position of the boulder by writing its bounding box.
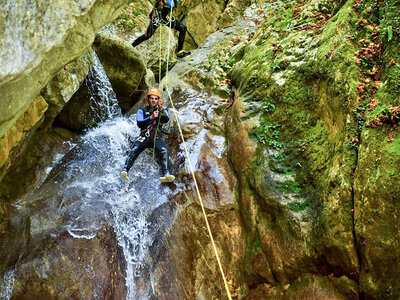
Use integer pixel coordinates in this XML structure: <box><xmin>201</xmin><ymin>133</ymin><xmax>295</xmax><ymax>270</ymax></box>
<box><xmin>40</xmin><ymin>50</ymin><xmax>94</xmax><ymax>127</ymax></box>
<box><xmin>93</xmin><ymin>33</ymin><xmax>147</xmax><ymax>111</ymax></box>
<box><xmin>0</xmin><ymin>0</ymin><xmax>128</xmax><ymax>151</ymax></box>
<box><xmin>0</xmin><ymin>96</ymin><xmax>48</xmax><ymax>172</ymax></box>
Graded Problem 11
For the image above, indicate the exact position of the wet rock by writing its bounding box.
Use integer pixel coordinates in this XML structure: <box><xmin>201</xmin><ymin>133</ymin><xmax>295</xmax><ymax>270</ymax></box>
<box><xmin>0</xmin><ymin>96</ymin><xmax>48</xmax><ymax>174</ymax></box>
<box><xmin>10</xmin><ymin>226</ymin><xmax>126</xmax><ymax>299</ymax></box>
<box><xmin>93</xmin><ymin>33</ymin><xmax>147</xmax><ymax>111</ymax></box>
<box><xmin>0</xmin><ymin>0</ymin><xmax>127</xmax><ymax>140</ymax></box>
<box><xmin>40</xmin><ymin>50</ymin><xmax>94</xmax><ymax>127</ymax></box>
<box><xmin>0</xmin><ymin>127</ymin><xmax>76</xmax><ymax>202</ymax></box>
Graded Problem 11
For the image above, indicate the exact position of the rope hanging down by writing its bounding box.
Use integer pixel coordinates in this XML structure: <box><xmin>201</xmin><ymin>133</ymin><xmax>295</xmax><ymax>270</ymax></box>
<box><xmin>166</xmin><ymin>92</ymin><xmax>233</xmax><ymax>300</ymax></box>
<box><xmin>153</xmin><ymin>7</ymin><xmax>233</xmax><ymax>299</ymax></box>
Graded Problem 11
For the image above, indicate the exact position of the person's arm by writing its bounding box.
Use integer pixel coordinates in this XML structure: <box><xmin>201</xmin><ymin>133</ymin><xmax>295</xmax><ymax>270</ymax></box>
<box><xmin>159</xmin><ymin>109</ymin><xmax>170</xmax><ymax>123</ymax></box>
<box><xmin>155</xmin><ymin>0</ymin><xmax>163</xmax><ymax>11</ymax></box>
<box><xmin>136</xmin><ymin>109</ymin><xmax>150</xmax><ymax>128</ymax></box>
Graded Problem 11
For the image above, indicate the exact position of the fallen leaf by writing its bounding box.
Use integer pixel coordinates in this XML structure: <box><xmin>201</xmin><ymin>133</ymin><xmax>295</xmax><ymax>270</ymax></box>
<box><xmin>359</xmin><ymin>18</ymin><xmax>368</xmax><ymax>25</ymax></box>
<box><xmin>366</xmin><ymin>7</ymin><xmax>373</xmax><ymax>13</ymax></box>
<box><xmin>389</xmin><ymin>58</ymin><xmax>396</xmax><ymax>66</ymax></box>
<box><xmin>388</xmin><ymin>133</ymin><xmax>394</xmax><ymax>142</ymax></box>
<box><xmin>373</xmin><ymin>81</ymin><xmax>380</xmax><ymax>89</ymax></box>
<box><xmin>357</xmin><ymin>83</ymin><xmax>365</xmax><ymax>94</ymax></box>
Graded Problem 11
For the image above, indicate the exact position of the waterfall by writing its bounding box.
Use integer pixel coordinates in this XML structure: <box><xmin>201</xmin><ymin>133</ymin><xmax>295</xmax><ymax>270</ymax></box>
<box><xmin>86</xmin><ymin>52</ymin><xmax>122</xmax><ymax>121</ymax></box>
<box><xmin>11</xmin><ymin>53</ymin><xmax>171</xmax><ymax>299</ymax></box>
<box><xmin>0</xmin><ymin>269</ymin><xmax>15</xmax><ymax>300</ymax></box>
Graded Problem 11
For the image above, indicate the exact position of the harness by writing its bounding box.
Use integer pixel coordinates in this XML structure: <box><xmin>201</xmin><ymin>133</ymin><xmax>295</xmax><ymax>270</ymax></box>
<box><xmin>137</xmin><ymin>106</ymin><xmax>169</xmax><ymax>142</ymax></box>
<box><xmin>141</xmin><ymin>122</ymin><xmax>156</xmax><ymax>138</ymax></box>
<box><xmin>151</xmin><ymin>7</ymin><xmax>176</xmax><ymax>25</ymax></box>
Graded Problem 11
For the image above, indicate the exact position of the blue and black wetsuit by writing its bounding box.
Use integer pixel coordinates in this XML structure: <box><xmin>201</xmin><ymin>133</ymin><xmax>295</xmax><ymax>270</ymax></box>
<box><xmin>124</xmin><ymin>105</ymin><xmax>170</xmax><ymax>175</ymax></box>
<box><xmin>131</xmin><ymin>0</ymin><xmax>187</xmax><ymax>52</ymax></box>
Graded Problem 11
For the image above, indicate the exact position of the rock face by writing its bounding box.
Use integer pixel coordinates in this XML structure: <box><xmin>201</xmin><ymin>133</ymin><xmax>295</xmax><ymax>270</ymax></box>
<box><xmin>11</xmin><ymin>227</ymin><xmax>126</xmax><ymax>299</ymax></box>
<box><xmin>0</xmin><ymin>0</ymin><xmax>128</xmax><ymax>166</ymax></box>
<box><xmin>93</xmin><ymin>33</ymin><xmax>147</xmax><ymax>111</ymax></box>
<box><xmin>176</xmin><ymin>0</ymin><xmax>253</xmax><ymax>47</ymax></box>
<box><xmin>153</xmin><ymin>0</ymin><xmax>400</xmax><ymax>298</ymax></box>
<box><xmin>40</xmin><ymin>50</ymin><xmax>94</xmax><ymax>127</ymax></box>
<box><xmin>0</xmin><ymin>96</ymin><xmax>48</xmax><ymax>174</ymax></box>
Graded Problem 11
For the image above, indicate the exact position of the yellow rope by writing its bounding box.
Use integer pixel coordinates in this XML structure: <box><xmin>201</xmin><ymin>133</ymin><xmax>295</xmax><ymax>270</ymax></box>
<box><xmin>166</xmin><ymin>92</ymin><xmax>232</xmax><ymax>300</ymax></box>
<box><xmin>158</xmin><ymin>23</ymin><xmax>163</xmax><ymax>83</ymax></box>
<box><xmin>155</xmin><ymin>6</ymin><xmax>233</xmax><ymax>299</ymax></box>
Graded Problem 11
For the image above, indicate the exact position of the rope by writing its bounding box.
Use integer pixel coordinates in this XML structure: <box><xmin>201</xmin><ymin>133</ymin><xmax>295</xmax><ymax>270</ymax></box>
<box><xmin>153</xmin><ymin>6</ymin><xmax>233</xmax><ymax>299</ymax></box>
<box><xmin>158</xmin><ymin>23</ymin><xmax>163</xmax><ymax>83</ymax></box>
<box><xmin>166</xmin><ymin>92</ymin><xmax>232</xmax><ymax>300</ymax></box>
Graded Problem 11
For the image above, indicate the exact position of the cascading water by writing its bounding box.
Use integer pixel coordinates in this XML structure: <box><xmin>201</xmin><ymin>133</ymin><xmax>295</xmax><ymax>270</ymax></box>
<box><xmin>86</xmin><ymin>52</ymin><xmax>121</xmax><ymax>122</ymax></box>
<box><xmin>0</xmin><ymin>269</ymin><xmax>15</xmax><ymax>300</ymax></box>
<box><xmin>5</xmin><ymin>51</ymin><xmax>172</xmax><ymax>299</ymax></box>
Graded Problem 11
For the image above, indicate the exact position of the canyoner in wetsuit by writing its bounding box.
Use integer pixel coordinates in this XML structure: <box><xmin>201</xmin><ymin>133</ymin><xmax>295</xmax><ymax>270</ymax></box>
<box><xmin>120</xmin><ymin>88</ymin><xmax>175</xmax><ymax>183</ymax></box>
<box><xmin>131</xmin><ymin>0</ymin><xmax>190</xmax><ymax>58</ymax></box>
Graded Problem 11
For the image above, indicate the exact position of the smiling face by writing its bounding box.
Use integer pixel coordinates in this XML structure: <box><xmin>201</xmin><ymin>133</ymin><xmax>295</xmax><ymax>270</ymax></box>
<box><xmin>148</xmin><ymin>95</ymin><xmax>160</xmax><ymax>108</ymax></box>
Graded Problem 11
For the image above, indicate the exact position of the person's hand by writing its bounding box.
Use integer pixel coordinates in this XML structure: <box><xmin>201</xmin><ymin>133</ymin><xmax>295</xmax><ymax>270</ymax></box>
<box><xmin>158</xmin><ymin>98</ymin><xmax>164</xmax><ymax>108</ymax></box>
<box><xmin>150</xmin><ymin>110</ymin><xmax>159</xmax><ymax>120</ymax></box>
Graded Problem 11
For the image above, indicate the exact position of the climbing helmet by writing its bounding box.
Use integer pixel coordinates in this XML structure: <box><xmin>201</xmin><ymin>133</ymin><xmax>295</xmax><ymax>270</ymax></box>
<box><xmin>147</xmin><ymin>88</ymin><xmax>160</xmax><ymax>98</ymax></box>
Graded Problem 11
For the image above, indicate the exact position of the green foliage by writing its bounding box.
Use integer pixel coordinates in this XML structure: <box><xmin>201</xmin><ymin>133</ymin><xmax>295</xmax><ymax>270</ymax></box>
<box><xmin>265</xmin><ymin>4</ymin><xmax>294</xmax><ymax>32</ymax></box>
<box><xmin>263</xmin><ymin>102</ymin><xmax>276</xmax><ymax>113</ymax></box>
<box><xmin>279</xmin><ymin>180</ymin><xmax>301</xmax><ymax>193</ymax></box>
<box><xmin>387</xmin><ymin>26</ymin><xmax>393</xmax><ymax>41</ymax></box>
<box><xmin>118</xmin><ymin>13</ymin><xmax>128</xmax><ymax>20</ymax></box>
<box><xmin>271</xmin><ymin>59</ymin><xmax>287</xmax><ymax>71</ymax></box>
<box><xmin>133</xmin><ymin>9</ymin><xmax>145</xmax><ymax>16</ymax></box>
<box><xmin>287</xmin><ymin>201</ymin><xmax>309</xmax><ymax>212</ymax></box>
<box><xmin>255</xmin><ymin>119</ymin><xmax>282</xmax><ymax>149</ymax></box>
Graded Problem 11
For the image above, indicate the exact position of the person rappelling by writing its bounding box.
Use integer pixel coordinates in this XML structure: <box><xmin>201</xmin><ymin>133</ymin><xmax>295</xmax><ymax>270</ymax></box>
<box><xmin>131</xmin><ymin>0</ymin><xmax>191</xmax><ymax>58</ymax></box>
<box><xmin>120</xmin><ymin>88</ymin><xmax>175</xmax><ymax>183</ymax></box>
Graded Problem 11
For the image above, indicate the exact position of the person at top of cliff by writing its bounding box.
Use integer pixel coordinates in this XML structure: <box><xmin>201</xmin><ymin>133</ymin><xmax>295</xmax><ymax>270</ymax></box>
<box><xmin>120</xmin><ymin>88</ymin><xmax>175</xmax><ymax>183</ymax></box>
<box><xmin>131</xmin><ymin>0</ymin><xmax>191</xmax><ymax>59</ymax></box>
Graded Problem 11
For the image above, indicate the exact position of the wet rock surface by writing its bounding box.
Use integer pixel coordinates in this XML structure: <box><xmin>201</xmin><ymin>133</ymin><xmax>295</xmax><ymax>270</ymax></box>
<box><xmin>0</xmin><ymin>0</ymin><xmax>128</xmax><ymax>139</ymax></box>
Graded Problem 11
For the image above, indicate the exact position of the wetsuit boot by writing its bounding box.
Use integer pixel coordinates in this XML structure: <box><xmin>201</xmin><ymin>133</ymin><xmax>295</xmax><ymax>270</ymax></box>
<box><xmin>177</xmin><ymin>50</ymin><xmax>191</xmax><ymax>58</ymax></box>
<box><xmin>158</xmin><ymin>143</ymin><xmax>175</xmax><ymax>182</ymax></box>
<box><xmin>120</xmin><ymin>170</ymin><xmax>129</xmax><ymax>182</ymax></box>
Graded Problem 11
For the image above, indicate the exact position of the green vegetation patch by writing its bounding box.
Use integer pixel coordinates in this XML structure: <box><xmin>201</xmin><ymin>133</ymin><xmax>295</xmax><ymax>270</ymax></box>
<box><xmin>279</xmin><ymin>180</ymin><xmax>301</xmax><ymax>194</ymax></box>
<box><xmin>286</xmin><ymin>201</ymin><xmax>309</xmax><ymax>212</ymax></box>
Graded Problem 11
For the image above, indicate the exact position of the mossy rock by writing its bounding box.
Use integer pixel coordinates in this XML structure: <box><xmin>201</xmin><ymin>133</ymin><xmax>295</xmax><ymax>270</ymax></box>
<box><xmin>93</xmin><ymin>33</ymin><xmax>147</xmax><ymax>111</ymax></box>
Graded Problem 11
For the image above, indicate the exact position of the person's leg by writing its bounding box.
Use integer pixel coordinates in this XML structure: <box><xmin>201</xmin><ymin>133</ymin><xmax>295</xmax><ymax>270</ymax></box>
<box><xmin>132</xmin><ymin>20</ymin><xmax>159</xmax><ymax>47</ymax></box>
<box><xmin>125</xmin><ymin>140</ymin><xmax>147</xmax><ymax>171</ymax></box>
<box><xmin>121</xmin><ymin>140</ymin><xmax>147</xmax><ymax>181</ymax></box>
<box><xmin>154</xmin><ymin>139</ymin><xmax>169</xmax><ymax>174</ymax></box>
<box><xmin>170</xmin><ymin>18</ymin><xmax>187</xmax><ymax>52</ymax></box>
<box><xmin>154</xmin><ymin>139</ymin><xmax>175</xmax><ymax>182</ymax></box>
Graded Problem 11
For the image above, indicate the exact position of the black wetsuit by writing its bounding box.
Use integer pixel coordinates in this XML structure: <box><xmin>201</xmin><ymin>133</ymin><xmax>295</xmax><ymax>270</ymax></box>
<box><xmin>131</xmin><ymin>0</ymin><xmax>187</xmax><ymax>52</ymax></box>
<box><xmin>124</xmin><ymin>105</ymin><xmax>170</xmax><ymax>174</ymax></box>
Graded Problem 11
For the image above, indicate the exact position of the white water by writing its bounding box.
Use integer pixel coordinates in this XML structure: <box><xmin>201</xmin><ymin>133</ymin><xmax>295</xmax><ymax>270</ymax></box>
<box><xmin>0</xmin><ymin>269</ymin><xmax>15</xmax><ymax>300</ymax></box>
<box><xmin>60</xmin><ymin>53</ymin><xmax>170</xmax><ymax>299</ymax></box>
<box><xmin>86</xmin><ymin>52</ymin><xmax>122</xmax><ymax>121</ymax></box>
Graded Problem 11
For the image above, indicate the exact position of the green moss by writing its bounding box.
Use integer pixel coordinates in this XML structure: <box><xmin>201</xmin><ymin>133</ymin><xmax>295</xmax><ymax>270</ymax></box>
<box><xmin>385</xmin><ymin>135</ymin><xmax>400</xmax><ymax>156</ymax></box>
<box><xmin>242</xmin><ymin>235</ymin><xmax>263</xmax><ymax>273</ymax></box>
<box><xmin>133</xmin><ymin>9</ymin><xmax>144</xmax><ymax>16</ymax></box>
<box><xmin>287</xmin><ymin>201</ymin><xmax>309</xmax><ymax>212</ymax></box>
<box><xmin>279</xmin><ymin>180</ymin><xmax>301</xmax><ymax>194</ymax></box>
